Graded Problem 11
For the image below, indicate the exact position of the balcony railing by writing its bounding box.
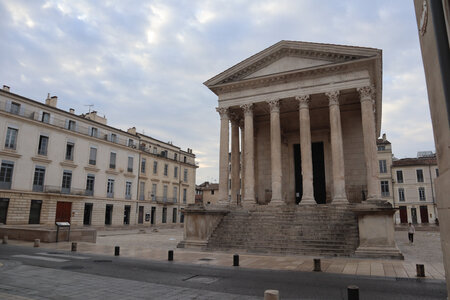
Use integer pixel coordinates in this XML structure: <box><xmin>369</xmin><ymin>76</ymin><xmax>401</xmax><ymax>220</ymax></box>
<box><xmin>153</xmin><ymin>197</ymin><xmax>177</xmax><ymax>204</ymax></box>
<box><xmin>44</xmin><ymin>185</ymin><xmax>85</xmax><ymax>196</ymax></box>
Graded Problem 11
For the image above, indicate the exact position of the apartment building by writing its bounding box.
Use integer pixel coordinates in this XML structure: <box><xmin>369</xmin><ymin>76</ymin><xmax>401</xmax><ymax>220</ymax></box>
<box><xmin>377</xmin><ymin>134</ymin><xmax>394</xmax><ymax>204</ymax></box>
<box><xmin>0</xmin><ymin>85</ymin><xmax>196</xmax><ymax>227</ymax></box>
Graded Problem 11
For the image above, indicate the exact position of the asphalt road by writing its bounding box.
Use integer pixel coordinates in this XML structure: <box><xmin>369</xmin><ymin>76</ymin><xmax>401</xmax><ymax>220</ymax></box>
<box><xmin>0</xmin><ymin>244</ymin><xmax>447</xmax><ymax>299</ymax></box>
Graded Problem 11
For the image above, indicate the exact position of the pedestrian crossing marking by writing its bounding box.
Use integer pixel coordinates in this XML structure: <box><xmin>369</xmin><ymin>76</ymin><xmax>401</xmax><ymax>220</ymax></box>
<box><xmin>37</xmin><ymin>252</ymin><xmax>90</xmax><ymax>260</ymax></box>
<box><xmin>12</xmin><ymin>255</ymin><xmax>68</xmax><ymax>263</ymax></box>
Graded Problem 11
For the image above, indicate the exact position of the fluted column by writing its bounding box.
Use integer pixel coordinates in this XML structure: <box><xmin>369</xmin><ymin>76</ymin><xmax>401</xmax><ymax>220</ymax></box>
<box><xmin>296</xmin><ymin>95</ymin><xmax>316</xmax><ymax>205</ymax></box>
<box><xmin>241</xmin><ymin>103</ymin><xmax>255</xmax><ymax>205</ymax></box>
<box><xmin>230</xmin><ymin>114</ymin><xmax>241</xmax><ymax>205</ymax></box>
<box><xmin>326</xmin><ymin>91</ymin><xmax>348</xmax><ymax>204</ymax></box>
<box><xmin>357</xmin><ymin>85</ymin><xmax>380</xmax><ymax>201</ymax></box>
<box><xmin>267</xmin><ymin>99</ymin><xmax>283</xmax><ymax>205</ymax></box>
<box><xmin>239</xmin><ymin>120</ymin><xmax>245</xmax><ymax>203</ymax></box>
<box><xmin>216</xmin><ymin>107</ymin><xmax>230</xmax><ymax>205</ymax></box>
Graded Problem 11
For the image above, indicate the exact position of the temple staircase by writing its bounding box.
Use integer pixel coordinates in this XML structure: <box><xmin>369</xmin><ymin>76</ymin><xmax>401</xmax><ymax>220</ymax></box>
<box><xmin>206</xmin><ymin>205</ymin><xmax>359</xmax><ymax>256</ymax></box>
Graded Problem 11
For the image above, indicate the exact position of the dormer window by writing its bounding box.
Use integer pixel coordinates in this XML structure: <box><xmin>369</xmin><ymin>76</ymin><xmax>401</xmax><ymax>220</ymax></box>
<box><xmin>41</xmin><ymin>112</ymin><xmax>50</xmax><ymax>123</ymax></box>
<box><xmin>10</xmin><ymin>102</ymin><xmax>20</xmax><ymax>115</ymax></box>
<box><xmin>110</xmin><ymin>133</ymin><xmax>117</xmax><ymax>143</ymax></box>
<box><xmin>68</xmin><ymin>120</ymin><xmax>76</xmax><ymax>131</ymax></box>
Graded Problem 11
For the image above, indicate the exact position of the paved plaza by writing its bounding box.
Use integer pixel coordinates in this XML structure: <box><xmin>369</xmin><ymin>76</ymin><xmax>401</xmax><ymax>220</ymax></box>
<box><xmin>4</xmin><ymin>226</ymin><xmax>446</xmax><ymax>280</ymax></box>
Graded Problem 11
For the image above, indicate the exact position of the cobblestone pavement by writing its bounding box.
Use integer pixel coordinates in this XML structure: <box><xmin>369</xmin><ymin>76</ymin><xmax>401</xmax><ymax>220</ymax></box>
<box><xmin>5</xmin><ymin>227</ymin><xmax>446</xmax><ymax>280</ymax></box>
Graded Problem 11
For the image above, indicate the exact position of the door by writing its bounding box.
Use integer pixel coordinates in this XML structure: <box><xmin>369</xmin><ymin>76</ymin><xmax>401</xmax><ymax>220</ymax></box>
<box><xmin>399</xmin><ymin>206</ymin><xmax>408</xmax><ymax>224</ymax></box>
<box><xmin>138</xmin><ymin>206</ymin><xmax>144</xmax><ymax>224</ymax></box>
<box><xmin>151</xmin><ymin>207</ymin><xmax>156</xmax><ymax>225</ymax></box>
<box><xmin>0</xmin><ymin>198</ymin><xmax>9</xmax><ymax>224</ymax></box>
<box><xmin>411</xmin><ymin>207</ymin><xmax>418</xmax><ymax>224</ymax></box>
<box><xmin>123</xmin><ymin>205</ymin><xmax>131</xmax><ymax>225</ymax></box>
<box><xmin>55</xmin><ymin>201</ymin><xmax>72</xmax><ymax>223</ymax></box>
<box><xmin>420</xmin><ymin>206</ymin><xmax>429</xmax><ymax>223</ymax></box>
<box><xmin>294</xmin><ymin>142</ymin><xmax>326</xmax><ymax>204</ymax></box>
<box><xmin>28</xmin><ymin>200</ymin><xmax>42</xmax><ymax>224</ymax></box>
<box><xmin>83</xmin><ymin>203</ymin><xmax>93</xmax><ymax>225</ymax></box>
<box><xmin>105</xmin><ymin>204</ymin><xmax>113</xmax><ymax>225</ymax></box>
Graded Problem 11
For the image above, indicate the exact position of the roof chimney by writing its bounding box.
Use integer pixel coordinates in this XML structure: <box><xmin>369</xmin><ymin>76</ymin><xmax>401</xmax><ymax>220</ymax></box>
<box><xmin>69</xmin><ymin>108</ymin><xmax>75</xmax><ymax>114</ymax></box>
<box><xmin>382</xmin><ymin>133</ymin><xmax>386</xmax><ymax>141</ymax></box>
<box><xmin>2</xmin><ymin>85</ymin><xmax>10</xmax><ymax>92</ymax></box>
<box><xmin>127</xmin><ymin>127</ymin><xmax>137</xmax><ymax>135</ymax></box>
<box><xmin>45</xmin><ymin>94</ymin><xmax>58</xmax><ymax>107</ymax></box>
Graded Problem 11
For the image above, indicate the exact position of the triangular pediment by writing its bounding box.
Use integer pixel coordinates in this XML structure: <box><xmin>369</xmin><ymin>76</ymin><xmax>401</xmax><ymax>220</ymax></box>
<box><xmin>204</xmin><ymin>40</ymin><xmax>381</xmax><ymax>87</ymax></box>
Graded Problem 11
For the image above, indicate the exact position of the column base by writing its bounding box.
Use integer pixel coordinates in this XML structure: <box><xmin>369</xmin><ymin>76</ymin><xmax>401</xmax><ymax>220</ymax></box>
<box><xmin>331</xmin><ymin>197</ymin><xmax>348</xmax><ymax>204</ymax></box>
<box><xmin>268</xmin><ymin>198</ymin><xmax>284</xmax><ymax>206</ymax></box>
<box><xmin>299</xmin><ymin>197</ymin><xmax>316</xmax><ymax>205</ymax></box>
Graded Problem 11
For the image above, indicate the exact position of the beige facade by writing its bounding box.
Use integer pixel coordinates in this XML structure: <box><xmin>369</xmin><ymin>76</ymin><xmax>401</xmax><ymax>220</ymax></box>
<box><xmin>0</xmin><ymin>86</ymin><xmax>196</xmax><ymax>228</ymax></box>
<box><xmin>195</xmin><ymin>182</ymin><xmax>219</xmax><ymax>205</ymax></box>
<box><xmin>376</xmin><ymin>134</ymin><xmax>394</xmax><ymax>205</ymax></box>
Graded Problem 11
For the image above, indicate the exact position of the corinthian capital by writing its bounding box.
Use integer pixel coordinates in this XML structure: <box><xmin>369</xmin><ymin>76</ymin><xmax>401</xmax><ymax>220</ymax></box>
<box><xmin>357</xmin><ymin>85</ymin><xmax>375</xmax><ymax>103</ymax></box>
<box><xmin>267</xmin><ymin>99</ymin><xmax>280</xmax><ymax>113</ymax></box>
<box><xmin>325</xmin><ymin>90</ymin><xmax>340</xmax><ymax>106</ymax></box>
<box><xmin>216</xmin><ymin>107</ymin><xmax>229</xmax><ymax>119</ymax></box>
<box><xmin>229</xmin><ymin>112</ymin><xmax>240</xmax><ymax>126</ymax></box>
<box><xmin>240</xmin><ymin>103</ymin><xmax>253</xmax><ymax>116</ymax></box>
<box><xmin>295</xmin><ymin>95</ymin><xmax>310</xmax><ymax>109</ymax></box>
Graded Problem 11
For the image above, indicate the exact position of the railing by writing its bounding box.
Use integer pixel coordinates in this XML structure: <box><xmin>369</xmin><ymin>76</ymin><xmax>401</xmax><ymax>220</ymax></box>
<box><xmin>43</xmin><ymin>185</ymin><xmax>85</xmax><ymax>196</ymax></box>
<box><xmin>154</xmin><ymin>196</ymin><xmax>177</xmax><ymax>204</ymax></box>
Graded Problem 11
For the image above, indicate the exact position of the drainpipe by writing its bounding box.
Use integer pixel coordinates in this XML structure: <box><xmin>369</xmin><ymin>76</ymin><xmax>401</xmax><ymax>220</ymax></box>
<box><xmin>136</xmin><ymin>135</ymin><xmax>141</xmax><ymax>225</ymax></box>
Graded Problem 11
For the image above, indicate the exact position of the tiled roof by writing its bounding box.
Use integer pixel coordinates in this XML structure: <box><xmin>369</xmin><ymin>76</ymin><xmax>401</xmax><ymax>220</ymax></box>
<box><xmin>392</xmin><ymin>156</ymin><xmax>437</xmax><ymax>167</ymax></box>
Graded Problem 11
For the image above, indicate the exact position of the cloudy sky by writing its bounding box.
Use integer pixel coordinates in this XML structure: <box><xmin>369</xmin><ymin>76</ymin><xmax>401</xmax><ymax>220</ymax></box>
<box><xmin>0</xmin><ymin>0</ymin><xmax>434</xmax><ymax>184</ymax></box>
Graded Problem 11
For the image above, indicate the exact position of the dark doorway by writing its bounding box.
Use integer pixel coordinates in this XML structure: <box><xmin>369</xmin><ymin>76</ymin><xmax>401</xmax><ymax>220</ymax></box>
<box><xmin>55</xmin><ymin>201</ymin><xmax>72</xmax><ymax>223</ymax></box>
<box><xmin>123</xmin><ymin>205</ymin><xmax>131</xmax><ymax>225</ymax></box>
<box><xmin>399</xmin><ymin>206</ymin><xmax>408</xmax><ymax>224</ymax></box>
<box><xmin>0</xmin><ymin>198</ymin><xmax>9</xmax><ymax>224</ymax></box>
<box><xmin>83</xmin><ymin>203</ymin><xmax>93</xmax><ymax>225</ymax></box>
<box><xmin>420</xmin><ymin>206</ymin><xmax>429</xmax><ymax>223</ymax></box>
<box><xmin>138</xmin><ymin>206</ymin><xmax>144</xmax><ymax>224</ymax></box>
<box><xmin>105</xmin><ymin>204</ymin><xmax>113</xmax><ymax>225</ymax></box>
<box><xmin>294</xmin><ymin>142</ymin><xmax>326</xmax><ymax>204</ymax></box>
<box><xmin>151</xmin><ymin>207</ymin><xmax>156</xmax><ymax>225</ymax></box>
<box><xmin>28</xmin><ymin>200</ymin><xmax>42</xmax><ymax>224</ymax></box>
<box><xmin>411</xmin><ymin>207</ymin><xmax>418</xmax><ymax>224</ymax></box>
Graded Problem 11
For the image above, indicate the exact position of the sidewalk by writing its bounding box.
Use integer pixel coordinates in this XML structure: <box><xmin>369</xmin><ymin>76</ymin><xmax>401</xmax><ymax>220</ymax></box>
<box><xmin>6</xmin><ymin>228</ymin><xmax>446</xmax><ymax>280</ymax></box>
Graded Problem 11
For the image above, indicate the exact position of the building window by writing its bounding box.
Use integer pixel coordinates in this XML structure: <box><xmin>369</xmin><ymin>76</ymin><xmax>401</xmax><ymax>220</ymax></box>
<box><xmin>163</xmin><ymin>185</ymin><xmax>168</xmax><ymax>202</ymax></box>
<box><xmin>5</xmin><ymin>127</ymin><xmax>18</xmax><ymax>149</ymax></box>
<box><xmin>37</xmin><ymin>135</ymin><xmax>48</xmax><ymax>155</ymax></box>
<box><xmin>153</xmin><ymin>161</ymin><xmax>158</xmax><ymax>174</ymax></box>
<box><xmin>68</xmin><ymin>120</ymin><xmax>76</xmax><ymax>131</ymax></box>
<box><xmin>110</xmin><ymin>133</ymin><xmax>117</xmax><ymax>143</ymax></box>
<box><xmin>174</xmin><ymin>153</ymin><xmax>177</xmax><ymax>161</ymax></box>
<box><xmin>128</xmin><ymin>139</ymin><xmax>134</xmax><ymax>147</ymax></box>
<box><xmin>398</xmin><ymin>188</ymin><xmax>405</xmax><ymax>202</ymax></box>
<box><xmin>125</xmin><ymin>181</ymin><xmax>132</xmax><ymax>199</ymax></box>
<box><xmin>183</xmin><ymin>169</ymin><xmax>188</xmax><ymax>182</ymax></box>
<box><xmin>380</xmin><ymin>180</ymin><xmax>389</xmax><ymax>197</ymax></box>
<box><xmin>65</xmin><ymin>142</ymin><xmax>74</xmax><ymax>161</ymax></box>
<box><xmin>89</xmin><ymin>147</ymin><xmax>97</xmax><ymax>165</ymax></box>
<box><xmin>41</xmin><ymin>112</ymin><xmax>50</xmax><ymax>123</ymax></box>
<box><xmin>180</xmin><ymin>212</ymin><xmax>184</xmax><ymax>223</ymax></box>
<box><xmin>183</xmin><ymin>156</ymin><xmax>187</xmax><ymax>163</ymax></box>
<box><xmin>10</xmin><ymin>102</ymin><xmax>20</xmax><ymax>115</ymax></box>
<box><xmin>141</xmin><ymin>158</ymin><xmax>146</xmax><ymax>174</ymax></box>
<box><xmin>61</xmin><ymin>170</ymin><xmax>72</xmax><ymax>194</ymax></box>
<box><xmin>436</xmin><ymin>168</ymin><xmax>439</xmax><ymax>177</ymax></box>
<box><xmin>151</xmin><ymin>184</ymin><xmax>157</xmax><ymax>201</ymax></box>
<box><xmin>107</xmin><ymin>179</ymin><xmax>115</xmax><ymax>198</ymax></box>
<box><xmin>419</xmin><ymin>187</ymin><xmax>426</xmax><ymax>201</ymax></box>
<box><xmin>32</xmin><ymin>166</ymin><xmax>45</xmax><ymax>192</ymax></box>
<box><xmin>164</xmin><ymin>164</ymin><xmax>168</xmax><ymax>176</ymax></box>
<box><xmin>90</xmin><ymin>127</ymin><xmax>98</xmax><ymax>137</ymax></box>
<box><xmin>86</xmin><ymin>174</ymin><xmax>95</xmax><ymax>196</ymax></box>
<box><xmin>172</xmin><ymin>208</ymin><xmax>177</xmax><ymax>223</ymax></box>
<box><xmin>127</xmin><ymin>157</ymin><xmax>133</xmax><ymax>173</ymax></box>
<box><xmin>139</xmin><ymin>182</ymin><xmax>145</xmax><ymax>200</ymax></box>
<box><xmin>162</xmin><ymin>207</ymin><xmax>167</xmax><ymax>223</ymax></box>
<box><xmin>174</xmin><ymin>166</ymin><xmax>178</xmax><ymax>178</ymax></box>
<box><xmin>211</xmin><ymin>190</ymin><xmax>215</xmax><ymax>195</ymax></box>
<box><xmin>416</xmin><ymin>169</ymin><xmax>424</xmax><ymax>182</ymax></box>
<box><xmin>183</xmin><ymin>188</ymin><xmax>187</xmax><ymax>203</ymax></box>
<box><xmin>396</xmin><ymin>170</ymin><xmax>403</xmax><ymax>183</ymax></box>
<box><xmin>377</xmin><ymin>145</ymin><xmax>385</xmax><ymax>151</ymax></box>
<box><xmin>173</xmin><ymin>186</ymin><xmax>178</xmax><ymax>203</ymax></box>
<box><xmin>379</xmin><ymin>160</ymin><xmax>387</xmax><ymax>173</ymax></box>
<box><xmin>0</xmin><ymin>161</ymin><xmax>14</xmax><ymax>190</ymax></box>
<box><xmin>109</xmin><ymin>152</ymin><xmax>116</xmax><ymax>169</ymax></box>
<box><xmin>153</xmin><ymin>147</ymin><xmax>157</xmax><ymax>154</ymax></box>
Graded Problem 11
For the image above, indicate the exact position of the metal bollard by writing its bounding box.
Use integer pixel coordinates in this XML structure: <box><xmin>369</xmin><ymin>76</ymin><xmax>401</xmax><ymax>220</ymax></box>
<box><xmin>114</xmin><ymin>246</ymin><xmax>120</xmax><ymax>256</ymax></box>
<box><xmin>264</xmin><ymin>290</ymin><xmax>279</xmax><ymax>300</ymax></box>
<box><xmin>233</xmin><ymin>254</ymin><xmax>239</xmax><ymax>267</ymax></box>
<box><xmin>314</xmin><ymin>258</ymin><xmax>321</xmax><ymax>272</ymax></box>
<box><xmin>168</xmin><ymin>250</ymin><xmax>174</xmax><ymax>261</ymax></box>
<box><xmin>416</xmin><ymin>264</ymin><xmax>425</xmax><ymax>277</ymax></box>
<box><xmin>71</xmin><ymin>242</ymin><xmax>77</xmax><ymax>252</ymax></box>
<box><xmin>2</xmin><ymin>235</ymin><xmax>7</xmax><ymax>244</ymax></box>
<box><xmin>347</xmin><ymin>285</ymin><xmax>359</xmax><ymax>300</ymax></box>
<box><xmin>34</xmin><ymin>239</ymin><xmax>40</xmax><ymax>247</ymax></box>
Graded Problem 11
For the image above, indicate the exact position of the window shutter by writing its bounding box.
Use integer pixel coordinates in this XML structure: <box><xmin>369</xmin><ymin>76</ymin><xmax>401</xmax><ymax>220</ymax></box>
<box><xmin>49</xmin><ymin>115</ymin><xmax>54</xmax><ymax>125</ymax></box>
<box><xmin>38</xmin><ymin>111</ymin><xmax>43</xmax><ymax>121</ymax></box>
<box><xmin>88</xmin><ymin>126</ymin><xmax>92</xmax><ymax>136</ymax></box>
<box><xmin>65</xmin><ymin>119</ymin><xmax>69</xmax><ymax>129</ymax></box>
<box><xmin>19</xmin><ymin>105</ymin><xmax>25</xmax><ymax>116</ymax></box>
<box><xmin>108</xmin><ymin>133</ymin><xmax>111</xmax><ymax>141</ymax></box>
<box><xmin>5</xmin><ymin>100</ymin><xmax>11</xmax><ymax>112</ymax></box>
<box><xmin>75</xmin><ymin>122</ymin><xmax>78</xmax><ymax>132</ymax></box>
